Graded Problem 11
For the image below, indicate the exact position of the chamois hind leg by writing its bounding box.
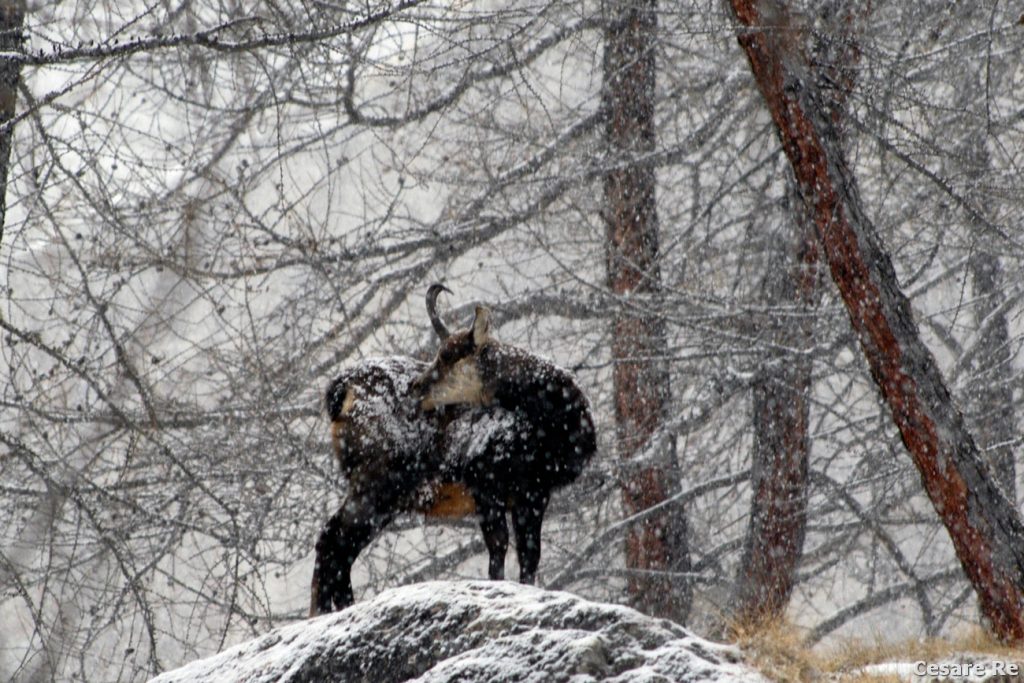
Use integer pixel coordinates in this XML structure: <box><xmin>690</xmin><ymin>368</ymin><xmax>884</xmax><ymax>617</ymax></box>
<box><xmin>511</xmin><ymin>489</ymin><xmax>550</xmax><ymax>585</ymax></box>
<box><xmin>310</xmin><ymin>491</ymin><xmax>396</xmax><ymax>616</ymax></box>
<box><xmin>476</xmin><ymin>499</ymin><xmax>509</xmax><ymax>580</ymax></box>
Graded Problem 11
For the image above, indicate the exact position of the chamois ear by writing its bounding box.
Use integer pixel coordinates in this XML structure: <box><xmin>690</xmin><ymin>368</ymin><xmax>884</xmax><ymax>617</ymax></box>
<box><xmin>472</xmin><ymin>306</ymin><xmax>492</xmax><ymax>347</ymax></box>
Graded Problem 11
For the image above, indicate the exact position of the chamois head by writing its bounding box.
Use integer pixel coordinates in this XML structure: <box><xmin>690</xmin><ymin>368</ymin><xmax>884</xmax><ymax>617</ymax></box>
<box><xmin>416</xmin><ymin>285</ymin><xmax>495</xmax><ymax>409</ymax></box>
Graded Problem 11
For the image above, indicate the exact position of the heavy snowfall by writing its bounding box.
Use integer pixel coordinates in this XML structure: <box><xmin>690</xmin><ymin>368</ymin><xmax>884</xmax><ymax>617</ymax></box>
<box><xmin>1</xmin><ymin>0</ymin><xmax>1023</xmax><ymax>680</ymax></box>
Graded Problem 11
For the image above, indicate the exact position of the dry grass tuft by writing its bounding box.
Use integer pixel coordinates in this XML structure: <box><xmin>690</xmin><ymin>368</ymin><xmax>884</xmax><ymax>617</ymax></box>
<box><xmin>825</xmin><ymin>626</ymin><xmax>1022</xmax><ymax>673</ymax></box>
<box><xmin>730</xmin><ymin>617</ymin><xmax>825</xmax><ymax>682</ymax></box>
<box><xmin>730</xmin><ymin>620</ymin><xmax>1021</xmax><ymax>682</ymax></box>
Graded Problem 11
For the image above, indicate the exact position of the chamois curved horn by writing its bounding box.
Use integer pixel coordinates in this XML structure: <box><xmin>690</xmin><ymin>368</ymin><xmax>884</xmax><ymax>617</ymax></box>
<box><xmin>426</xmin><ymin>283</ymin><xmax>453</xmax><ymax>340</ymax></box>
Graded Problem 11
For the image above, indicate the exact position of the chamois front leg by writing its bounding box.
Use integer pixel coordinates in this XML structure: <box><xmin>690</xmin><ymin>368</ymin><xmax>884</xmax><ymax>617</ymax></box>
<box><xmin>476</xmin><ymin>500</ymin><xmax>509</xmax><ymax>580</ymax></box>
<box><xmin>511</xmin><ymin>489</ymin><xmax>550</xmax><ymax>585</ymax></box>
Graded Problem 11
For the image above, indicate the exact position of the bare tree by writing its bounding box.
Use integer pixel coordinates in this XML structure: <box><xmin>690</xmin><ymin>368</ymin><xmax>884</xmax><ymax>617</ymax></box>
<box><xmin>0</xmin><ymin>0</ymin><xmax>23</xmax><ymax>243</ymax></box>
<box><xmin>602</xmin><ymin>0</ymin><xmax>690</xmax><ymax>621</ymax></box>
<box><xmin>729</xmin><ymin>0</ymin><xmax>1024</xmax><ymax>643</ymax></box>
<box><xmin>3</xmin><ymin>1</ymin><xmax>1024</xmax><ymax>680</ymax></box>
<box><xmin>960</xmin><ymin>129</ymin><xmax>1016</xmax><ymax>504</ymax></box>
<box><xmin>734</xmin><ymin>1</ymin><xmax>863</xmax><ymax>626</ymax></box>
<box><xmin>734</xmin><ymin>182</ymin><xmax>817</xmax><ymax>625</ymax></box>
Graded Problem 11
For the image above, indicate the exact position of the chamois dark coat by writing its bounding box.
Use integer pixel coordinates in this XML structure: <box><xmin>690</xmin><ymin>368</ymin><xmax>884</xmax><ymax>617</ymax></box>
<box><xmin>413</xmin><ymin>298</ymin><xmax>597</xmax><ymax>586</ymax></box>
<box><xmin>311</xmin><ymin>356</ymin><xmax>528</xmax><ymax>615</ymax></box>
<box><xmin>311</xmin><ymin>288</ymin><xmax>596</xmax><ymax>616</ymax></box>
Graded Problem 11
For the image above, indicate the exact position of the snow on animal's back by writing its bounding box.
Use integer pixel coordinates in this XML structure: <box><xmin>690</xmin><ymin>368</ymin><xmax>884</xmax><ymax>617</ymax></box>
<box><xmin>325</xmin><ymin>356</ymin><xmax>436</xmax><ymax>472</ymax></box>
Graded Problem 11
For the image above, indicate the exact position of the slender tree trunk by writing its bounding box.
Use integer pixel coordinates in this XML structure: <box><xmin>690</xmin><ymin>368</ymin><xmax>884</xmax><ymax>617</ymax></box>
<box><xmin>730</xmin><ymin>0</ymin><xmax>1024</xmax><ymax>643</ymax></box>
<box><xmin>0</xmin><ymin>0</ymin><xmax>24</xmax><ymax>248</ymax></box>
<box><xmin>967</xmin><ymin>248</ymin><xmax>1016</xmax><ymax>503</ymax></box>
<box><xmin>603</xmin><ymin>0</ymin><xmax>690</xmax><ymax>621</ymax></box>
<box><xmin>961</xmin><ymin>135</ymin><xmax>1016</xmax><ymax>505</ymax></box>
<box><xmin>735</xmin><ymin>185</ymin><xmax>817</xmax><ymax>625</ymax></box>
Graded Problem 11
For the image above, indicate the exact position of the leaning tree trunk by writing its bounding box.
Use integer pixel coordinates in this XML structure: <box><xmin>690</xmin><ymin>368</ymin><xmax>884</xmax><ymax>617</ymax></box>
<box><xmin>734</xmin><ymin>3</ymin><xmax>859</xmax><ymax>626</ymax></box>
<box><xmin>730</xmin><ymin>0</ymin><xmax>1024</xmax><ymax>643</ymax></box>
<box><xmin>603</xmin><ymin>0</ymin><xmax>691</xmax><ymax>621</ymax></box>
<box><xmin>0</xmin><ymin>0</ymin><xmax>24</xmax><ymax>249</ymax></box>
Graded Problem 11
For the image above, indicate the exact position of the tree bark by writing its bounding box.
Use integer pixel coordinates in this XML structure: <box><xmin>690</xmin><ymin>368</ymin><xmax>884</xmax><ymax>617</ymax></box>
<box><xmin>966</xmin><ymin>246</ymin><xmax>1016</xmax><ymax>503</ymax></box>
<box><xmin>603</xmin><ymin>0</ymin><xmax>691</xmax><ymax>621</ymax></box>
<box><xmin>735</xmin><ymin>185</ymin><xmax>817</xmax><ymax>625</ymax></box>
<box><xmin>730</xmin><ymin>0</ymin><xmax>1024</xmax><ymax>643</ymax></box>
<box><xmin>0</xmin><ymin>0</ymin><xmax>24</xmax><ymax>249</ymax></box>
<box><xmin>735</xmin><ymin>2</ymin><xmax>859</xmax><ymax>625</ymax></box>
<box><xmin>961</xmin><ymin>134</ymin><xmax>1016</xmax><ymax>505</ymax></box>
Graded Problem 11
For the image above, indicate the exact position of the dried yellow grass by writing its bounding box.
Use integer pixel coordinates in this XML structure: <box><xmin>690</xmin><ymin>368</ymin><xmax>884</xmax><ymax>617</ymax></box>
<box><xmin>731</xmin><ymin>619</ymin><xmax>1021</xmax><ymax>682</ymax></box>
<box><xmin>730</xmin><ymin>618</ymin><xmax>825</xmax><ymax>682</ymax></box>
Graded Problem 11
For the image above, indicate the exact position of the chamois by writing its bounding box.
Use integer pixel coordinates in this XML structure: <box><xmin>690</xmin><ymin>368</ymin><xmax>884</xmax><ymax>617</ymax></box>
<box><xmin>311</xmin><ymin>286</ymin><xmax>564</xmax><ymax>615</ymax></box>
<box><xmin>311</xmin><ymin>286</ymin><xmax>597</xmax><ymax>616</ymax></box>
<box><xmin>413</xmin><ymin>289</ymin><xmax>597</xmax><ymax>588</ymax></box>
<box><xmin>311</xmin><ymin>355</ymin><xmax>526</xmax><ymax>615</ymax></box>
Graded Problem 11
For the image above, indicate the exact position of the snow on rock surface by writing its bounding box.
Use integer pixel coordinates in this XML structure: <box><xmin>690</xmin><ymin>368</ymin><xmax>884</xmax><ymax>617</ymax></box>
<box><xmin>150</xmin><ymin>581</ymin><xmax>767</xmax><ymax>683</ymax></box>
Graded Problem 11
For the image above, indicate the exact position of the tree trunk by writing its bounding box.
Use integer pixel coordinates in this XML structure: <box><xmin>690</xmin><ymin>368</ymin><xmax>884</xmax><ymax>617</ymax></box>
<box><xmin>735</xmin><ymin>2</ymin><xmax>859</xmax><ymax>625</ymax></box>
<box><xmin>735</xmin><ymin>185</ymin><xmax>817</xmax><ymax>625</ymax></box>
<box><xmin>603</xmin><ymin>0</ymin><xmax>691</xmax><ymax>621</ymax></box>
<box><xmin>0</xmin><ymin>0</ymin><xmax>24</xmax><ymax>248</ymax></box>
<box><xmin>730</xmin><ymin>0</ymin><xmax>1024</xmax><ymax>643</ymax></box>
<box><xmin>967</xmin><ymin>247</ymin><xmax>1016</xmax><ymax>503</ymax></box>
<box><xmin>961</xmin><ymin>134</ymin><xmax>1016</xmax><ymax>505</ymax></box>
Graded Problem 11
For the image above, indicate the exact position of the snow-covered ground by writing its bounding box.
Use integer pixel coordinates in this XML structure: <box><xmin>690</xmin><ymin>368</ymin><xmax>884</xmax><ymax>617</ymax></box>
<box><xmin>150</xmin><ymin>581</ymin><xmax>768</xmax><ymax>682</ymax></box>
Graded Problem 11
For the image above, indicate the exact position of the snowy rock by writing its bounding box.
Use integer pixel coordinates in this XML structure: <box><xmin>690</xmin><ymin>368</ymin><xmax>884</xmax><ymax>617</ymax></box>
<box><xmin>150</xmin><ymin>581</ymin><xmax>767</xmax><ymax>683</ymax></box>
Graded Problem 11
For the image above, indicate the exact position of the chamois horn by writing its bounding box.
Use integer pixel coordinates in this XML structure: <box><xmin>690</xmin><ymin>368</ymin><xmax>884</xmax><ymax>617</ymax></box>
<box><xmin>426</xmin><ymin>283</ymin><xmax>453</xmax><ymax>340</ymax></box>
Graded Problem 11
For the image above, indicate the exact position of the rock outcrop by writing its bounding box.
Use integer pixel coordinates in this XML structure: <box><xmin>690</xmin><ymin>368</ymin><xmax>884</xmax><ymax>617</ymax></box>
<box><xmin>151</xmin><ymin>581</ymin><xmax>766</xmax><ymax>682</ymax></box>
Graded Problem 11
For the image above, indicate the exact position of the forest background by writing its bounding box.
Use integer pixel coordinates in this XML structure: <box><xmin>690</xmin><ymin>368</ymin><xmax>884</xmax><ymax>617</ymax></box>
<box><xmin>2</xmin><ymin>0</ymin><xmax>1023</xmax><ymax>680</ymax></box>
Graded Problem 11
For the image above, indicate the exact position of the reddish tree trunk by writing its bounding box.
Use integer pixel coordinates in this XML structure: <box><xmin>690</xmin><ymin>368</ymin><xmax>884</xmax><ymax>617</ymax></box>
<box><xmin>735</xmin><ymin>2</ymin><xmax>858</xmax><ymax>626</ymax></box>
<box><xmin>737</xmin><ymin>340</ymin><xmax>812</xmax><ymax>624</ymax></box>
<box><xmin>735</xmin><ymin>189</ymin><xmax>818</xmax><ymax>624</ymax></box>
<box><xmin>730</xmin><ymin>0</ymin><xmax>1024</xmax><ymax>642</ymax></box>
<box><xmin>603</xmin><ymin>0</ymin><xmax>690</xmax><ymax>621</ymax></box>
